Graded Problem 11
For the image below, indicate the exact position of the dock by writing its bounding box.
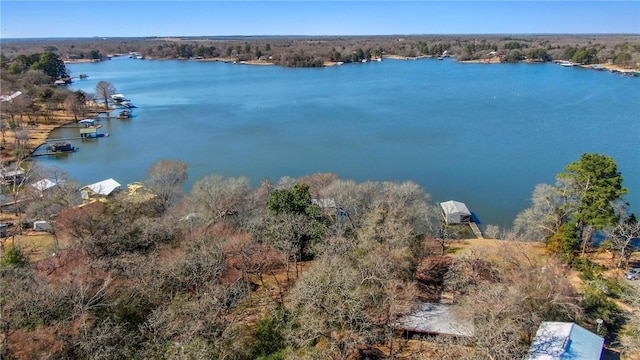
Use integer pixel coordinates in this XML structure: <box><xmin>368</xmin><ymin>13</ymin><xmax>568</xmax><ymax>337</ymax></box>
<box><xmin>469</xmin><ymin>221</ymin><xmax>484</xmax><ymax>239</ymax></box>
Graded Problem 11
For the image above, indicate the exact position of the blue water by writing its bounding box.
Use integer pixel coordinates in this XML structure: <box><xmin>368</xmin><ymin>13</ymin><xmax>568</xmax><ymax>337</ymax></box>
<box><xmin>38</xmin><ymin>57</ymin><xmax>640</xmax><ymax>227</ymax></box>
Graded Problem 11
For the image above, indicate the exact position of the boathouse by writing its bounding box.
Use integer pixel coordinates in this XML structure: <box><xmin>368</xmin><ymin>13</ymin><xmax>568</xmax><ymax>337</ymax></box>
<box><xmin>440</xmin><ymin>200</ymin><xmax>472</xmax><ymax>224</ymax></box>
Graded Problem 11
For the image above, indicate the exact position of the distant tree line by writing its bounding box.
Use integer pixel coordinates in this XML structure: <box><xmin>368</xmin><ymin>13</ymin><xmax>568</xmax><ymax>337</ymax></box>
<box><xmin>2</xmin><ymin>35</ymin><xmax>638</xmax><ymax>68</ymax></box>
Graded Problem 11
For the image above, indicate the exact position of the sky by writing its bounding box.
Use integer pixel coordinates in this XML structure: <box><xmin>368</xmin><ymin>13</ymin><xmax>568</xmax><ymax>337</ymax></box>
<box><xmin>0</xmin><ymin>1</ymin><xmax>639</xmax><ymax>38</ymax></box>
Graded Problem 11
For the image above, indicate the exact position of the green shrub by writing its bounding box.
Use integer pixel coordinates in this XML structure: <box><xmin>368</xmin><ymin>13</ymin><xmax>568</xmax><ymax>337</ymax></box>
<box><xmin>252</xmin><ymin>314</ymin><xmax>285</xmax><ymax>359</ymax></box>
<box><xmin>1</xmin><ymin>244</ymin><xmax>28</xmax><ymax>268</ymax></box>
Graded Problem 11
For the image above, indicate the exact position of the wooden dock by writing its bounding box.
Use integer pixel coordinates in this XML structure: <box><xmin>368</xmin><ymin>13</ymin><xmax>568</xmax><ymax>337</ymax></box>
<box><xmin>469</xmin><ymin>221</ymin><xmax>484</xmax><ymax>239</ymax></box>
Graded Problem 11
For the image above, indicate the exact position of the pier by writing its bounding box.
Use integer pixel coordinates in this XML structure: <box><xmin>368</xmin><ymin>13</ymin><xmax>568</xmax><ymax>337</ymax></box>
<box><xmin>469</xmin><ymin>221</ymin><xmax>484</xmax><ymax>239</ymax></box>
<box><xmin>440</xmin><ymin>200</ymin><xmax>484</xmax><ymax>239</ymax></box>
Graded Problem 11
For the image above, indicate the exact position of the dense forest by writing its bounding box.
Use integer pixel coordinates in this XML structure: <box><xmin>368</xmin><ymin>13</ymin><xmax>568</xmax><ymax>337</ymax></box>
<box><xmin>1</xmin><ymin>34</ymin><xmax>640</xmax><ymax>69</ymax></box>
<box><xmin>1</xmin><ymin>153</ymin><xmax>639</xmax><ymax>359</ymax></box>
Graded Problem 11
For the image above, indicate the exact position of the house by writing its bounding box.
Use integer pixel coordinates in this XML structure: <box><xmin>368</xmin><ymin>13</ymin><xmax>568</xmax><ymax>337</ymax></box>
<box><xmin>395</xmin><ymin>302</ymin><xmax>474</xmax><ymax>337</ymax></box>
<box><xmin>80</xmin><ymin>178</ymin><xmax>121</xmax><ymax>200</ymax></box>
<box><xmin>440</xmin><ymin>200</ymin><xmax>472</xmax><ymax>224</ymax></box>
<box><xmin>527</xmin><ymin>321</ymin><xmax>604</xmax><ymax>360</ymax></box>
<box><xmin>0</xmin><ymin>91</ymin><xmax>23</xmax><ymax>102</ymax></box>
<box><xmin>31</xmin><ymin>178</ymin><xmax>60</xmax><ymax>192</ymax></box>
<box><xmin>2</xmin><ymin>168</ymin><xmax>26</xmax><ymax>184</ymax></box>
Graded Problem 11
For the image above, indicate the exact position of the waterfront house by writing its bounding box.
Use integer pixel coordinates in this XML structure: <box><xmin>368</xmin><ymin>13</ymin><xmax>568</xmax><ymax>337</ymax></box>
<box><xmin>80</xmin><ymin>178</ymin><xmax>121</xmax><ymax>200</ymax></box>
<box><xmin>527</xmin><ymin>321</ymin><xmax>604</xmax><ymax>360</ymax></box>
<box><xmin>31</xmin><ymin>178</ymin><xmax>60</xmax><ymax>193</ymax></box>
<box><xmin>1</xmin><ymin>168</ymin><xmax>26</xmax><ymax>184</ymax></box>
<box><xmin>440</xmin><ymin>200</ymin><xmax>472</xmax><ymax>224</ymax></box>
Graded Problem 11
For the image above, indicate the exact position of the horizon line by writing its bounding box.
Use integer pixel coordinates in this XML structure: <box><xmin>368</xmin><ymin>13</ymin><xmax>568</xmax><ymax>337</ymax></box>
<box><xmin>3</xmin><ymin>33</ymin><xmax>640</xmax><ymax>41</ymax></box>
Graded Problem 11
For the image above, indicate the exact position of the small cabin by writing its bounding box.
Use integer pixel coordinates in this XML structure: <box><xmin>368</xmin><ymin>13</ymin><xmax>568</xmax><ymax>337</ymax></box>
<box><xmin>33</xmin><ymin>220</ymin><xmax>52</xmax><ymax>232</ymax></box>
<box><xmin>440</xmin><ymin>200</ymin><xmax>472</xmax><ymax>224</ymax></box>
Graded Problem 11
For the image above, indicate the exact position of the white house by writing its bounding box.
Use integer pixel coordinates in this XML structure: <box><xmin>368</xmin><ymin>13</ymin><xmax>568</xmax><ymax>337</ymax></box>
<box><xmin>527</xmin><ymin>321</ymin><xmax>604</xmax><ymax>360</ymax></box>
<box><xmin>440</xmin><ymin>200</ymin><xmax>472</xmax><ymax>224</ymax></box>
<box><xmin>31</xmin><ymin>178</ymin><xmax>60</xmax><ymax>192</ymax></box>
<box><xmin>80</xmin><ymin>178</ymin><xmax>121</xmax><ymax>200</ymax></box>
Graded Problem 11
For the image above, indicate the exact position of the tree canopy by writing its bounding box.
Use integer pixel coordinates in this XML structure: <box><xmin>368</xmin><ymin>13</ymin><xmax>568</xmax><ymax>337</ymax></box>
<box><xmin>558</xmin><ymin>153</ymin><xmax>628</xmax><ymax>251</ymax></box>
<box><xmin>30</xmin><ymin>52</ymin><xmax>68</xmax><ymax>79</ymax></box>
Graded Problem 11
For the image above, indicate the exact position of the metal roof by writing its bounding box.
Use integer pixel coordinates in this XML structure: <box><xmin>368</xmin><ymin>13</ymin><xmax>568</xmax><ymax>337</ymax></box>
<box><xmin>527</xmin><ymin>321</ymin><xmax>604</xmax><ymax>360</ymax></box>
<box><xmin>82</xmin><ymin>178</ymin><xmax>121</xmax><ymax>196</ymax></box>
<box><xmin>440</xmin><ymin>200</ymin><xmax>471</xmax><ymax>216</ymax></box>
<box><xmin>395</xmin><ymin>302</ymin><xmax>474</xmax><ymax>337</ymax></box>
<box><xmin>31</xmin><ymin>178</ymin><xmax>59</xmax><ymax>191</ymax></box>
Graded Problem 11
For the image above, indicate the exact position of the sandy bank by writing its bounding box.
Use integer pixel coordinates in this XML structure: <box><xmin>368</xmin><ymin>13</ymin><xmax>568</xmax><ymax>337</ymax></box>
<box><xmin>458</xmin><ymin>56</ymin><xmax>503</xmax><ymax>64</ymax></box>
<box><xmin>1</xmin><ymin>108</ymin><xmax>106</xmax><ymax>165</ymax></box>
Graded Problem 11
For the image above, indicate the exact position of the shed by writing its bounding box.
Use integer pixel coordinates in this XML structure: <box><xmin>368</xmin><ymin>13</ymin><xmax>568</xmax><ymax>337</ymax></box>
<box><xmin>33</xmin><ymin>220</ymin><xmax>52</xmax><ymax>232</ymax></box>
<box><xmin>527</xmin><ymin>321</ymin><xmax>604</xmax><ymax>360</ymax></box>
<box><xmin>440</xmin><ymin>200</ymin><xmax>472</xmax><ymax>224</ymax></box>
<box><xmin>80</xmin><ymin>178</ymin><xmax>121</xmax><ymax>200</ymax></box>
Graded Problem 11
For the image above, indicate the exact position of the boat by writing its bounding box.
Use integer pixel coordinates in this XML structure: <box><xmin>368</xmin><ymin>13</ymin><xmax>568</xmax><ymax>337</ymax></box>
<box><xmin>558</xmin><ymin>60</ymin><xmax>577</xmax><ymax>67</ymax></box>
<box><xmin>46</xmin><ymin>142</ymin><xmax>76</xmax><ymax>153</ymax></box>
<box><xmin>117</xmin><ymin>109</ymin><xmax>132</xmax><ymax>119</ymax></box>
<box><xmin>82</xmin><ymin>132</ymin><xmax>109</xmax><ymax>139</ymax></box>
<box><xmin>110</xmin><ymin>94</ymin><xmax>130</xmax><ymax>103</ymax></box>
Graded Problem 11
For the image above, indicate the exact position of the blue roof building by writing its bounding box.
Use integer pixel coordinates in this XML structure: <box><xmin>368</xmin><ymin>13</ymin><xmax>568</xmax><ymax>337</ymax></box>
<box><xmin>527</xmin><ymin>321</ymin><xmax>604</xmax><ymax>360</ymax></box>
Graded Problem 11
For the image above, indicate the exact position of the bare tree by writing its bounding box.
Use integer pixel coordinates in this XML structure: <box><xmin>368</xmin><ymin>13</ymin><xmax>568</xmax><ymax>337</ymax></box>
<box><xmin>442</xmin><ymin>247</ymin><xmax>582</xmax><ymax>359</ymax></box>
<box><xmin>512</xmin><ymin>181</ymin><xmax>574</xmax><ymax>242</ymax></box>
<box><xmin>603</xmin><ymin>215</ymin><xmax>640</xmax><ymax>272</ymax></box>
<box><xmin>185</xmin><ymin>174</ymin><xmax>252</xmax><ymax>228</ymax></box>
<box><xmin>95</xmin><ymin>80</ymin><xmax>117</xmax><ymax>109</ymax></box>
<box><xmin>144</xmin><ymin>159</ymin><xmax>188</xmax><ymax>214</ymax></box>
<box><xmin>264</xmin><ymin>212</ymin><xmax>311</xmax><ymax>283</ymax></box>
<box><xmin>64</xmin><ymin>92</ymin><xmax>84</xmax><ymax>121</ymax></box>
<box><xmin>0</xmin><ymin>117</ymin><xmax>8</xmax><ymax>145</ymax></box>
<box><xmin>620</xmin><ymin>285</ymin><xmax>640</xmax><ymax>357</ymax></box>
<box><xmin>285</xmin><ymin>256</ymin><xmax>377</xmax><ymax>358</ymax></box>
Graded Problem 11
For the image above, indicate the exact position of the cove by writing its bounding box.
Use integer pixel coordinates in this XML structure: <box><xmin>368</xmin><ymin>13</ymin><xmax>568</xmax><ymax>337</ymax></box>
<box><xmin>38</xmin><ymin>57</ymin><xmax>640</xmax><ymax>228</ymax></box>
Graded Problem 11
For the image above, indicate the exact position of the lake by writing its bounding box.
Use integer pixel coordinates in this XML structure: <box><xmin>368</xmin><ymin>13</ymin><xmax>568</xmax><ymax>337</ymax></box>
<box><xmin>37</xmin><ymin>56</ymin><xmax>640</xmax><ymax>228</ymax></box>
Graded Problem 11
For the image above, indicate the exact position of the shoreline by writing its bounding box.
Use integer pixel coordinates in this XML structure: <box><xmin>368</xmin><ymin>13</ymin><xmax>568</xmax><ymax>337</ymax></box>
<box><xmin>65</xmin><ymin>54</ymin><xmax>640</xmax><ymax>73</ymax></box>
<box><xmin>1</xmin><ymin>108</ymin><xmax>107</xmax><ymax>166</ymax></box>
